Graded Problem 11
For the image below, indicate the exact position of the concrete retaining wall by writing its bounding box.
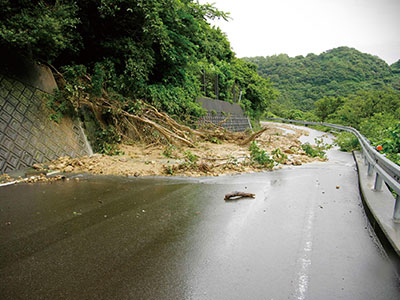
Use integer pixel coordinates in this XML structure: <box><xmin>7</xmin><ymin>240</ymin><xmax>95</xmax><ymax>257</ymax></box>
<box><xmin>0</xmin><ymin>56</ymin><xmax>91</xmax><ymax>174</ymax></box>
<box><xmin>196</xmin><ymin>97</ymin><xmax>251</xmax><ymax>132</ymax></box>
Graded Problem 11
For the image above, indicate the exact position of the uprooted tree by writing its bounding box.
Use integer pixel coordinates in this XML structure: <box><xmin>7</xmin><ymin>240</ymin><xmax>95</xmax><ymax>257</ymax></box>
<box><xmin>48</xmin><ymin>68</ymin><xmax>267</xmax><ymax>153</ymax></box>
<box><xmin>1</xmin><ymin>0</ymin><xmax>278</xmax><ymax>152</ymax></box>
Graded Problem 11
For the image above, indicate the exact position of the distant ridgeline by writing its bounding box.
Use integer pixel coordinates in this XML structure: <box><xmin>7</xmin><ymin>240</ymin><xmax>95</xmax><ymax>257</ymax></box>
<box><xmin>0</xmin><ymin>52</ymin><xmax>91</xmax><ymax>174</ymax></box>
<box><xmin>243</xmin><ymin>47</ymin><xmax>400</xmax><ymax>111</ymax></box>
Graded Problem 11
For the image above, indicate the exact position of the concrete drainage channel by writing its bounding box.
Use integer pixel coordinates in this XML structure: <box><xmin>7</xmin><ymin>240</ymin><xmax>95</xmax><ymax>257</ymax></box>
<box><xmin>264</xmin><ymin>117</ymin><xmax>400</xmax><ymax>272</ymax></box>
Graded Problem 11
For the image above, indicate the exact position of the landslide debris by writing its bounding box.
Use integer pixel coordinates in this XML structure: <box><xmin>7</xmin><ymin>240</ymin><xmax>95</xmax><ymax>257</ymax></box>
<box><xmin>39</xmin><ymin>122</ymin><xmax>327</xmax><ymax>178</ymax></box>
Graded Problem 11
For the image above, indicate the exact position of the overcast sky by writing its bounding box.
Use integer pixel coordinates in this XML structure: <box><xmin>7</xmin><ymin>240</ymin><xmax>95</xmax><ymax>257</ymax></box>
<box><xmin>199</xmin><ymin>0</ymin><xmax>400</xmax><ymax>64</ymax></box>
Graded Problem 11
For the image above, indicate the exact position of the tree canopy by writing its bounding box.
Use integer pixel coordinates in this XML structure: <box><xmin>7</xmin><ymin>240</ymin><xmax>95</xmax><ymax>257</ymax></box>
<box><xmin>0</xmin><ymin>0</ymin><xmax>277</xmax><ymax>119</ymax></box>
<box><xmin>243</xmin><ymin>47</ymin><xmax>399</xmax><ymax>111</ymax></box>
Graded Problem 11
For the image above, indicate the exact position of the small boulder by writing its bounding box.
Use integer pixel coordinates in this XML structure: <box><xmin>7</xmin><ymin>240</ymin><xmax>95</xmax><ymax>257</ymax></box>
<box><xmin>64</xmin><ymin>166</ymin><xmax>73</xmax><ymax>172</ymax></box>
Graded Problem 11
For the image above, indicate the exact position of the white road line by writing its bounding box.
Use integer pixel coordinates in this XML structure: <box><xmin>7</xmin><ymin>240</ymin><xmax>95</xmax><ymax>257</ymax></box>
<box><xmin>293</xmin><ymin>192</ymin><xmax>317</xmax><ymax>300</ymax></box>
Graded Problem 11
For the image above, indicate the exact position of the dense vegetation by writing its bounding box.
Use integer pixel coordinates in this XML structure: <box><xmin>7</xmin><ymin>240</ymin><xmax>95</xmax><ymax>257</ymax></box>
<box><xmin>312</xmin><ymin>89</ymin><xmax>400</xmax><ymax>164</ymax></box>
<box><xmin>244</xmin><ymin>47</ymin><xmax>400</xmax><ymax>111</ymax></box>
<box><xmin>0</xmin><ymin>0</ymin><xmax>277</xmax><ymax>152</ymax></box>
<box><xmin>245</xmin><ymin>47</ymin><xmax>400</xmax><ymax>164</ymax></box>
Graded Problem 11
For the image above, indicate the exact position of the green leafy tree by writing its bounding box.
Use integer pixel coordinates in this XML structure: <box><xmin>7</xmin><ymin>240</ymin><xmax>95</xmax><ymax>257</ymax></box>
<box><xmin>314</xmin><ymin>96</ymin><xmax>344</xmax><ymax>121</ymax></box>
<box><xmin>244</xmin><ymin>47</ymin><xmax>397</xmax><ymax>112</ymax></box>
<box><xmin>0</xmin><ymin>0</ymin><xmax>81</xmax><ymax>61</ymax></box>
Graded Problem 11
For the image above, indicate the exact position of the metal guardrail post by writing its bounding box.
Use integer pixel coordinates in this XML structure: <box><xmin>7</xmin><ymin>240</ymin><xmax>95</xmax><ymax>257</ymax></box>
<box><xmin>394</xmin><ymin>195</ymin><xmax>400</xmax><ymax>222</ymax></box>
<box><xmin>367</xmin><ymin>162</ymin><xmax>373</xmax><ymax>176</ymax></box>
<box><xmin>363</xmin><ymin>152</ymin><xmax>368</xmax><ymax>165</ymax></box>
<box><xmin>374</xmin><ymin>173</ymin><xmax>383</xmax><ymax>191</ymax></box>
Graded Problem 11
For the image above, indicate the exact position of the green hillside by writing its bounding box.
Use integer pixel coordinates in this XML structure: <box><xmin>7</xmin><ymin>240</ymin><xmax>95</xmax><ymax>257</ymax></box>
<box><xmin>0</xmin><ymin>0</ymin><xmax>278</xmax><ymax>153</ymax></box>
<box><xmin>245</xmin><ymin>47</ymin><xmax>400</xmax><ymax>165</ymax></box>
<box><xmin>244</xmin><ymin>47</ymin><xmax>400</xmax><ymax>111</ymax></box>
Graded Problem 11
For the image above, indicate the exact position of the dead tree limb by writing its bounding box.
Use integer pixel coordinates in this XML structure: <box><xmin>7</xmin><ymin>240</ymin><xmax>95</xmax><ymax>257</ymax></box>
<box><xmin>239</xmin><ymin>128</ymin><xmax>267</xmax><ymax>146</ymax></box>
<box><xmin>224</xmin><ymin>192</ymin><xmax>256</xmax><ymax>200</ymax></box>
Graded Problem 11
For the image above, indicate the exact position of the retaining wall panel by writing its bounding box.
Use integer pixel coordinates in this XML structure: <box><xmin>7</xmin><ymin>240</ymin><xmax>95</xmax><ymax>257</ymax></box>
<box><xmin>0</xmin><ymin>73</ymin><xmax>91</xmax><ymax>174</ymax></box>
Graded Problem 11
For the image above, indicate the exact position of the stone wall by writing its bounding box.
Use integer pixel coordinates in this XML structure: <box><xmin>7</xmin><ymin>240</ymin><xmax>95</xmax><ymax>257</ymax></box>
<box><xmin>196</xmin><ymin>97</ymin><xmax>252</xmax><ymax>132</ymax></box>
<box><xmin>0</xmin><ymin>59</ymin><xmax>91</xmax><ymax>174</ymax></box>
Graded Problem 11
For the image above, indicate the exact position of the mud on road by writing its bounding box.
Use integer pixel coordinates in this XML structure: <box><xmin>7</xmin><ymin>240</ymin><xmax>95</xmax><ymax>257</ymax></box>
<box><xmin>34</xmin><ymin>122</ymin><xmax>327</xmax><ymax>178</ymax></box>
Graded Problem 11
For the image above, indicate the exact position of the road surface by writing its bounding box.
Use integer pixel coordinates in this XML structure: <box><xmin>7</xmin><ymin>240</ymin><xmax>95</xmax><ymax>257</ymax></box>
<box><xmin>1</xmin><ymin>125</ymin><xmax>399</xmax><ymax>299</ymax></box>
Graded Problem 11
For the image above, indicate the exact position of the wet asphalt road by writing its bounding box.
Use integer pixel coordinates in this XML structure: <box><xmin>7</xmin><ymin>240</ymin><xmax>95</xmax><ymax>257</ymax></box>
<box><xmin>1</xmin><ymin>127</ymin><xmax>400</xmax><ymax>299</ymax></box>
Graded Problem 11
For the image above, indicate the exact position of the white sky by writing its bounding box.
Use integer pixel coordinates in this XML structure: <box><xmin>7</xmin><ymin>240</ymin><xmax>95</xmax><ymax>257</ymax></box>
<box><xmin>199</xmin><ymin>0</ymin><xmax>400</xmax><ymax>64</ymax></box>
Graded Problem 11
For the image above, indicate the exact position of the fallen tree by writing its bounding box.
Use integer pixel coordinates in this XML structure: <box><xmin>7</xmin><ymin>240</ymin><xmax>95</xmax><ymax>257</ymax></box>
<box><xmin>48</xmin><ymin>70</ymin><xmax>264</xmax><ymax>152</ymax></box>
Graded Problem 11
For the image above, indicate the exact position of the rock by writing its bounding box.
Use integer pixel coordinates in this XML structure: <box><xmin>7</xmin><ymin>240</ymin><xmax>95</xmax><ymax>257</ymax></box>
<box><xmin>32</xmin><ymin>163</ymin><xmax>42</xmax><ymax>170</ymax></box>
<box><xmin>293</xmin><ymin>160</ymin><xmax>302</xmax><ymax>166</ymax></box>
<box><xmin>48</xmin><ymin>164</ymin><xmax>55</xmax><ymax>170</ymax></box>
<box><xmin>64</xmin><ymin>166</ymin><xmax>73</xmax><ymax>172</ymax></box>
<box><xmin>56</xmin><ymin>163</ymin><xmax>66</xmax><ymax>169</ymax></box>
<box><xmin>336</xmin><ymin>185</ymin><xmax>340</xmax><ymax>189</ymax></box>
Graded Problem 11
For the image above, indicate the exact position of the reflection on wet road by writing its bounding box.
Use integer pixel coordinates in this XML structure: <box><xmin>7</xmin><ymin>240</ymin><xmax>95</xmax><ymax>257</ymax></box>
<box><xmin>1</xmin><ymin>144</ymin><xmax>400</xmax><ymax>299</ymax></box>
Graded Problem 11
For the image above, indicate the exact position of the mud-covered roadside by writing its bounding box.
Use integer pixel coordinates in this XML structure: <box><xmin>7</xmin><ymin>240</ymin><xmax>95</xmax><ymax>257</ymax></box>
<box><xmin>33</xmin><ymin>123</ymin><xmax>327</xmax><ymax>178</ymax></box>
<box><xmin>0</xmin><ymin>123</ymin><xmax>329</xmax><ymax>185</ymax></box>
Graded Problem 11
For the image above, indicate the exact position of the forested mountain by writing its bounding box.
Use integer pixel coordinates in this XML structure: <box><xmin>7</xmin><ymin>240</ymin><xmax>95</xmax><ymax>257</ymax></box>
<box><xmin>245</xmin><ymin>47</ymin><xmax>400</xmax><ymax>164</ymax></box>
<box><xmin>244</xmin><ymin>47</ymin><xmax>400</xmax><ymax>111</ymax></box>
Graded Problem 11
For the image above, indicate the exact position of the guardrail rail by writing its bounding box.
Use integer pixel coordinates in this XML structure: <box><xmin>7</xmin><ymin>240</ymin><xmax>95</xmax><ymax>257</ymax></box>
<box><xmin>264</xmin><ymin>117</ymin><xmax>400</xmax><ymax>222</ymax></box>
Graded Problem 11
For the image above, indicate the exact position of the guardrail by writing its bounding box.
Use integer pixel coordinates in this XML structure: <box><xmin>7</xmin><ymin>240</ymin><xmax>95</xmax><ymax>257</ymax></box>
<box><xmin>264</xmin><ymin>117</ymin><xmax>400</xmax><ymax>222</ymax></box>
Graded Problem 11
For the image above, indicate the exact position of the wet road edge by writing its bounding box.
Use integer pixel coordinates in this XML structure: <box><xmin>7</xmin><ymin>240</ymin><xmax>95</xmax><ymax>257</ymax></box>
<box><xmin>354</xmin><ymin>151</ymin><xmax>400</xmax><ymax>276</ymax></box>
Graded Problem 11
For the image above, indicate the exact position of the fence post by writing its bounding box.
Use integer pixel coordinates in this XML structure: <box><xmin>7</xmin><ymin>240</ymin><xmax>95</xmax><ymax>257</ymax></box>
<box><xmin>374</xmin><ymin>173</ymin><xmax>383</xmax><ymax>191</ymax></box>
<box><xmin>394</xmin><ymin>194</ymin><xmax>400</xmax><ymax>222</ymax></box>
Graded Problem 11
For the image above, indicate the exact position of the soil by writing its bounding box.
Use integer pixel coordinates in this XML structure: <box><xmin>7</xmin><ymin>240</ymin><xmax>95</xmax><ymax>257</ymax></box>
<box><xmin>0</xmin><ymin>122</ymin><xmax>329</xmax><ymax>185</ymax></box>
<box><xmin>37</xmin><ymin>122</ymin><xmax>327</xmax><ymax>178</ymax></box>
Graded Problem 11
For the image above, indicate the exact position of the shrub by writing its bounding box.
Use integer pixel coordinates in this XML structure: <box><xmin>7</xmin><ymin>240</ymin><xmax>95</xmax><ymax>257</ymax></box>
<box><xmin>271</xmin><ymin>148</ymin><xmax>288</xmax><ymax>164</ymax></box>
<box><xmin>301</xmin><ymin>143</ymin><xmax>326</xmax><ymax>158</ymax></box>
<box><xmin>335</xmin><ymin>132</ymin><xmax>360</xmax><ymax>152</ymax></box>
<box><xmin>249</xmin><ymin>141</ymin><xmax>274</xmax><ymax>168</ymax></box>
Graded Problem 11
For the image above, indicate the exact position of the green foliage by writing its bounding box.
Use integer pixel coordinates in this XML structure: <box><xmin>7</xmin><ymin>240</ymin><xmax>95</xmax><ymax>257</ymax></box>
<box><xmin>244</xmin><ymin>47</ymin><xmax>397</xmax><ymax>111</ymax></box>
<box><xmin>184</xmin><ymin>150</ymin><xmax>198</xmax><ymax>163</ymax></box>
<box><xmin>1</xmin><ymin>0</ymin><xmax>277</xmax><ymax>122</ymax></box>
<box><xmin>206</xmin><ymin>136</ymin><xmax>221</xmax><ymax>144</ymax></box>
<box><xmin>250</xmin><ymin>119</ymin><xmax>262</xmax><ymax>132</ymax></box>
<box><xmin>0</xmin><ymin>0</ymin><xmax>81</xmax><ymax>61</ymax></box>
<box><xmin>200</xmin><ymin>58</ymin><xmax>278</xmax><ymax>118</ymax></box>
<box><xmin>94</xmin><ymin>127</ymin><xmax>122</xmax><ymax>155</ymax></box>
<box><xmin>271</xmin><ymin>148</ymin><xmax>287</xmax><ymax>164</ymax></box>
<box><xmin>301</xmin><ymin>143</ymin><xmax>326</xmax><ymax>158</ymax></box>
<box><xmin>246</xmin><ymin>46</ymin><xmax>400</xmax><ymax>165</ymax></box>
<box><xmin>359</xmin><ymin>113</ymin><xmax>399</xmax><ymax>142</ymax></box>
<box><xmin>374</xmin><ymin>123</ymin><xmax>400</xmax><ymax>165</ymax></box>
<box><xmin>162</xmin><ymin>144</ymin><xmax>176</xmax><ymax>158</ymax></box>
<box><xmin>164</xmin><ymin>165</ymin><xmax>175</xmax><ymax>175</ymax></box>
<box><xmin>335</xmin><ymin>132</ymin><xmax>360</xmax><ymax>152</ymax></box>
<box><xmin>305</xmin><ymin>88</ymin><xmax>399</xmax><ymax>164</ymax></box>
<box><xmin>46</xmin><ymin>90</ymin><xmax>74</xmax><ymax>123</ymax></box>
<box><xmin>314</xmin><ymin>96</ymin><xmax>344</xmax><ymax>121</ymax></box>
<box><xmin>249</xmin><ymin>141</ymin><xmax>274</xmax><ymax>168</ymax></box>
<box><xmin>1</xmin><ymin>0</ymin><xmax>278</xmax><ymax>156</ymax></box>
